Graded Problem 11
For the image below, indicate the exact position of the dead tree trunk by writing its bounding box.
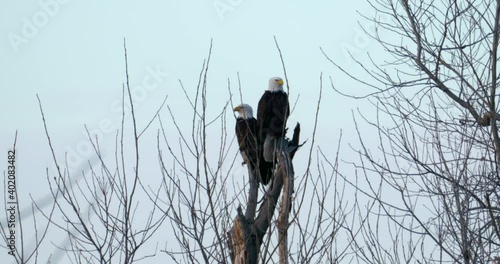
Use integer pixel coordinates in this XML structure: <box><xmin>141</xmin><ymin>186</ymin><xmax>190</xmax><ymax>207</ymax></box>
<box><xmin>277</xmin><ymin>150</ymin><xmax>293</xmax><ymax>264</ymax></box>
<box><xmin>228</xmin><ymin>123</ymin><xmax>300</xmax><ymax>263</ymax></box>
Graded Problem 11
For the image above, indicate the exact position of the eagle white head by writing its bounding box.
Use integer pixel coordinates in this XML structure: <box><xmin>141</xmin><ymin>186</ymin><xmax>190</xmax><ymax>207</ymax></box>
<box><xmin>268</xmin><ymin>77</ymin><xmax>284</xmax><ymax>92</ymax></box>
<box><xmin>233</xmin><ymin>104</ymin><xmax>254</xmax><ymax>119</ymax></box>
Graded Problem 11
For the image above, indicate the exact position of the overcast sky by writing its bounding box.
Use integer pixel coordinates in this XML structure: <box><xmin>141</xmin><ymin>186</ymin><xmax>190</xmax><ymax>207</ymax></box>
<box><xmin>0</xmin><ymin>0</ymin><xmax>384</xmax><ymax>262</ymax></box>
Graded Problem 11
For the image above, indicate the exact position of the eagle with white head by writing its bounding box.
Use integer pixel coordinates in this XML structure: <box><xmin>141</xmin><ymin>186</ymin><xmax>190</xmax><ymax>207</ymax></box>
<box><xmin>257</xmin><ymin>77</ymin><xmax>290</xmax><ymax>164</ymax></box>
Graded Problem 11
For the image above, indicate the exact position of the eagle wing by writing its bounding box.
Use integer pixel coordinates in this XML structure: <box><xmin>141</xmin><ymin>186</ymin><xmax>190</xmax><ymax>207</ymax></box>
<box><xmin>258</xmin><ymin>91</ymin><xmax>289</xmax><ymax>138</ymax></box>
<box><xmin>257</xmin><ymin>91</ymin><xmax>271</xmax><ymax>141</ymax></box>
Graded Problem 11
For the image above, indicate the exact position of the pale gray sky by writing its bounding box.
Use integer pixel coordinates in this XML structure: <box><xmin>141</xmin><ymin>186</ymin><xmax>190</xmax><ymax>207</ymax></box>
<box><xmin>0</xmin><ymin>0</ymin><xmax>384</xmax><ymax>262</ymax></box>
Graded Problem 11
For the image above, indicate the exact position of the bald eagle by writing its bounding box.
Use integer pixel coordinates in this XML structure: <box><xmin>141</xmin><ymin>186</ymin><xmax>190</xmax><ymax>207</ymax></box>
<box><xmin>234</xmin><ymin>104</ymin><xmax>258</xmax><ymax>170</ymax></box>
<box><xmin>234</xmin><ymin>104</ymin><xmax>273</xmax><ymax>184</ymax></box>
<box><xmin>257</xmin><ymin>77</ymin><xmax>290</xmax><ymax>163</ymax></box>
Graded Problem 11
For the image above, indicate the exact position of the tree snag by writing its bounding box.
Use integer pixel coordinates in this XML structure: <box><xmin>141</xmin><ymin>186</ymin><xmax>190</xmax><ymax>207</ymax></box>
<box><xmin>228</xmin><ymin>123</ymin><xmax>300</xmax><ymax>263</ymax></box>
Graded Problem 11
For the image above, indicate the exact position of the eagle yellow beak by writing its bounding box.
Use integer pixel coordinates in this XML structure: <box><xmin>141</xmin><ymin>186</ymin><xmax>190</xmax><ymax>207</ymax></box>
<box><xmin>233</xmin><ymin>106</ymin><xmax>241</xmax><ymax>111</ymax></box>
<box><xmin>277</xmin><ymin>79</ymin><xmax>284</xmax><ymax>85</ymax></box>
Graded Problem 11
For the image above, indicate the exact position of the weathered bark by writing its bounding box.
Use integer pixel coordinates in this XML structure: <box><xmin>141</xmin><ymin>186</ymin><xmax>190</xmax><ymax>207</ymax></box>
<box><xmin>228</xmin><ymin>206</ymin><xmax>258</xmax><ymax>264</ymax></box>
<box><xmin>278</xmin><ymin>151</ymin><xmax>293</xmax><ymax>264</ymax></box>
<box><xmin>245</xmin><ymin>166</ymin><xmax>259</xmax><ymax>221</ymax></box>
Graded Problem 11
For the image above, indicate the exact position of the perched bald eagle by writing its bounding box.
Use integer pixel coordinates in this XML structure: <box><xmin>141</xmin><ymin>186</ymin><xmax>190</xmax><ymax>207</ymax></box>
<box><xmin>234</xmin><ymin>104</ymin><xmax>258</xmax><ymax>169</ymax></box>
<box><xmin>257</xmin><ymin>77</ymin><xmax>290</xmax><ymax>163</ymax></box>
<box><xmin>234</xmin><ymin>104</ymin><xmax>273</xmax><ymax>184</ymax></box>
